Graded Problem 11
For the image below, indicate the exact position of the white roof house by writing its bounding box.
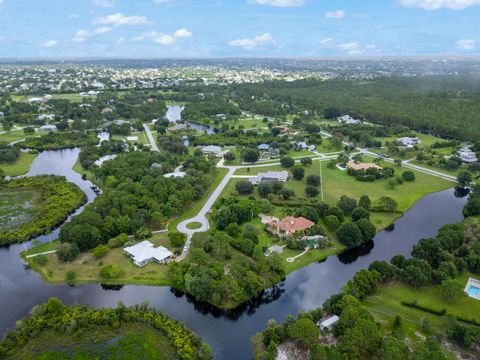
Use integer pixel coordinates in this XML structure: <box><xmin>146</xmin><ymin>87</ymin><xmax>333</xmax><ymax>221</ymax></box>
<box><xmin>338</xmin><ymin>115</ymin><xmax>361</xmax><ymax>125</ymax></box>
<box><xmin>318</xmin><ymin>315</ymin><xmax>339</xmax><ymax>331</ymax></box>
<box><xmin>249</xmin><ymin>171</ymin><xmax>289</xmax><ymax>185</ymax></box>
<box><xmin>201</xmin><ymin>145</ymin><xmax>226</xmax><ymax>157</ymax></box>
<box><xmin>124</xmin><ymin>240</ymin><xmax>173</xmax><ymax>267</ymax></box>
<box><xmin>37</xmin><ymin>114</ymin><xmax>56</xmax><ymax>121</ymax></box>
<box><xmin>396</xmin><ymin>137</ymin><xmax>422</xmax><ymax>147</ymax></box>
<box><xmin>163</xmin><ymin>172</ymin><xmax>187</xmax><ymax>178</ymax></box>
<box><xmin>458</xmin><ymin>147</ymin><xmax>478</xmax><ymax>163</ymax></box>
<box><xmin>39</xmin><ymin>124</ymin><xmax>57</xmax><ymax>132</ymax></box>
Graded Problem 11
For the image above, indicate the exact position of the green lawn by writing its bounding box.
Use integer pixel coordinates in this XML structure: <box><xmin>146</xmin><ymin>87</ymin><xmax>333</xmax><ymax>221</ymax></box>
<box><xmin>112</xmin><ymin>131</ymin><xmax>150</xmax><ymax>145</ymax></box>
<box><xmin>410</xmin><ymin>159</ymin><xmax>465</xmax><ymax>177</ymax></box>
<box><xmin>23</xmin><ymin>235</ymin><xmax>173</xmax><ymax>286</ymax></box>
<box><xmin>168</xmin><ymin>167</ymin><xmax>229</xmax><ymax>231</ymax></box>
<box><xmin>0</xmin><ymin>152</ymin><xmax>37</xmax><ymax>176</ymax></box>
<box><xmin>364</xmin><ymin>273</ymin><xmax>480</xmax><ymax>339</ymax></box>
<box><xmin>186</xmin><ymin>222</ymin><xmax>202</xmax><ymax>229</ymax></box>
<box><xmin>0</xmin><ymin>129</ymin><xmax>28</xmax><ymax>144</ymax></box>
<box><xmin>376</xmin><ymin>132</ymin><xmax>450</xmax><ymax>149</ymax></box>
<box><xmin>230</xmin><ymin>159</ymin><xmax>452</xmax><ymax>230</ymax></box>
<box><xmin>72</xmin><ymin>157</ymin><xmax>102</xmax><ymax>188</ymax></box>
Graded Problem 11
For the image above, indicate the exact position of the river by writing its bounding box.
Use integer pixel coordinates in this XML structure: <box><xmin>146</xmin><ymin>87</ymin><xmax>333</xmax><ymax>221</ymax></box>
<box><xmin>165</xmin><ymin>105</ymin><xmax>216</xmax><ymax>134</ymax></box>
<box><xmin>0</xmin><ymin>147</ymin><xmax>468</xmax><ymax>359</ymax></box>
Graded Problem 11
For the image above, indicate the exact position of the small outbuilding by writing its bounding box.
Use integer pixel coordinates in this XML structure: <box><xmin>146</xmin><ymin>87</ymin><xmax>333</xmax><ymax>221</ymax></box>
<box><xmin>318</xmin><ymin>315</ymin><xmax>339</xmax><ymax>331</ymax></box>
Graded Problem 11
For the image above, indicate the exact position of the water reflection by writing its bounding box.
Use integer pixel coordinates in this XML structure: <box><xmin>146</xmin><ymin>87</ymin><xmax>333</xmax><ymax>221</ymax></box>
<box><xmin>0</xmin><ymin>146</ymin><xmax>469</xmax><ymax>360</ymax></box>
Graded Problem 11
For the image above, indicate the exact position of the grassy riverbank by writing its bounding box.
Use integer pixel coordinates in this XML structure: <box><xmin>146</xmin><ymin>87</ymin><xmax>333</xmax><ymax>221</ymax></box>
<box><xmin>23</xmin><ymin>233</ymin><xmax>173</xmax><ymax>286</ymax></box>
<box><xmin>0</xmin><ymin>152</ymin><xmax>37</xmax><ymax>176</ymax></box>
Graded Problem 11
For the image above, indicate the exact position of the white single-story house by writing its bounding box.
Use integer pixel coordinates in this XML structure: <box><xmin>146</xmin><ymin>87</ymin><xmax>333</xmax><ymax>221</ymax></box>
<box><xmin>258</xmin><ymin>143</ymin><xmax>270</xmax><ymax>151</ymax></box>
<box><xmin>458</xmin><ymin>147</ymin><xmax>478</xmax><ymax>163</ymax></box>
<box><xmin>318</xmin><ymin>315</ymin><xmax>339</xmax><ymax>331</ymax></box>
<box><xmin>37</xmin><ymin>114</ymin><xmax>56</xmax><ymax>121</ymax></box>
<box><xmin>396</xmin><ymin>137</ymin><xmax>422</xmax><ymax>147</ymax></box>
<box><xmin>338</xmin><ymin>115</ymin><xmax>361</xmax><ymax>125</ymax></box>
<box><xmin>296</xmin><ymin>141</ymin><xmax>316</xmax><ymax>151</ymax></box>
<box><xmin>248</xmin><ymin>171</ymin><xmax>289</xmax><ymax>185</ymax></box>
<box><xmin>28</xmin><ymin>97</ymin><xmax>45</xmax><ymax>103</ymax></box>
<box><xmin>94</xmin><ymin>154</ymin><xmax>117</xmax><ymax>167</ymax></box>
<box><xmin>163</xmin><ymin>172</ymin><xmax>187</xmax><ymax>178</ymax></box>
<box><xmin>39</xmin><ymin>124</ymin><xmax>57</xmax><ymax>132</ymax></box>
<box><xmin>201</xmin><ymin>145</ymin><xmax>226</xmax><ymax>157</ymax></box>
<box><xmin>124</xmin><ymin>240</ymin><xmax>173</xmax><ymax>267</ymax></box>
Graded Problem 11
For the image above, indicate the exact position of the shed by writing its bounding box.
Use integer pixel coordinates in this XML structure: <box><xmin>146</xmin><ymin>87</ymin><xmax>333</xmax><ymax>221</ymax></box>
<box><xmin>318</xmin><ymin>315</ymin><xmax>339</xmax><ymax>331</ymax></box>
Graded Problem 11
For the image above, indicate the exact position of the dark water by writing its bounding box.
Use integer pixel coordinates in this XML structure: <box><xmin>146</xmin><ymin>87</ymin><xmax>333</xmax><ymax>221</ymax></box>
<box><xmin>166</xmin><ymin>105</ymin><xmax>216</xmax><ymax>134</ymax></box>
<box><xmin>0</xmin><ymin>148</ymin><xmax>467</xmax><ymax>359</ymax></box>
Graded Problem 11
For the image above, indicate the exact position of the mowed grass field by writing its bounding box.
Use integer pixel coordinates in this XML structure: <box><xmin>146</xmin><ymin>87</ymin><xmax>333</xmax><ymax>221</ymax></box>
<box><xmin>232</xmin><ymin>159</ymin><xmax>452</xmax><ymax>217</ymax></box>
<box><xmin>363</xmin><ymin>273</ymin><xmax>480</xmax><ymax>339</ymax></box>
<box><xmin>23</xmin><ymin>233</ymin><xmax>174</xmax><ymax>286</ymax></box>
<box><xmin>0</xmin><ymin>129</ymin><xmax>28</xmax><ymax>143</ymax></box>
<box><xmin>0</xmin><ymin>152</ymin><xmax>37</xmax><ymax>176</ymax></box>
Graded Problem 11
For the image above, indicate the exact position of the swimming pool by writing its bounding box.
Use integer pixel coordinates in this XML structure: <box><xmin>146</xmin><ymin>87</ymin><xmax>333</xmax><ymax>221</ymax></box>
<box><xmin>467</xmin><ymin>285</ymin><xmax>480</xmax><ymax>298</ymax></box>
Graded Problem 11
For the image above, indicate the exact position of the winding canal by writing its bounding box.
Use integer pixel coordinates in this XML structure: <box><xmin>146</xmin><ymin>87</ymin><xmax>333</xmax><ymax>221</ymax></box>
<box><xmin>0</xmin><ymin>146</ymin><xmax>468</xmax><ymax>359</ymax></box>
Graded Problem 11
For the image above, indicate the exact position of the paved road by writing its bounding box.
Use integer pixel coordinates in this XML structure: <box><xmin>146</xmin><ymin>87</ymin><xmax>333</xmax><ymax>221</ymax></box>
<box><xmin>176</xmin><ymin>166</ymin><xmax>236</xmax><ymax>257</ymax></box>
<box><xmin>143</xmin><ymin>123</ymin><xmax>159</xmax><ymax>152</ymax></box>
<box><xmin>174</xmin><ymin>136</ymin><xmax>459</xmax><ymax>259</ymax></box>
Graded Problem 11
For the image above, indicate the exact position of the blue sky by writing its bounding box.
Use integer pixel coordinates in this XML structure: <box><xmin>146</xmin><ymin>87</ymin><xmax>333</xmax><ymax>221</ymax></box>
<box><xmin>0</xmin><ymin>0</ymin><xmax>479</xmax><ymax>58</ymax></box>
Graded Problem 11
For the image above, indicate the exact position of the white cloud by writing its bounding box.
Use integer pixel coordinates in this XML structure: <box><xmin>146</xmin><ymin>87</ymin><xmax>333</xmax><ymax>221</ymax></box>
<box><xmin>94</xmin><ymin>12</ymin><xmax>149</xmax><ymax>26</ymax></box>
<box><xmin>72</xmin><ymin>27</ymin><xmax>112</xmax><ymax>43</ymax></box>
<box><xmin>456</xmin><ymin>39</ymin><xmax>476</xmax><ymax>50</ymax></box>
<box><xmin>338</xmin><ymin>42</ymin><xmax>363</xmax><ymax>55</ymax></box>
<box><xmin>399</xmin><ymin>0</ymin><xmax>480</xmax><ymax>10</ymax></box>
<box><xmin>319</xmin><ymin>38</ymin><xmax>333</xmax><ymax>45</ymax></box>
<box><xmin>248</xmin><ymin>0</ymin><xmax>305</xmax><ymax>7</ymax></box>
<box><xmin>174</xmin><ymin>28</ymin><xmax>192</xmax><ymax>38</ymax></box>
<box><xmin>92</xmin><ymin>0</ymin><xmax>114</xmax><ymax>7</ymax></box>
<box><xmin>41</xmin><ymin>40</ymin><xmax>58</xmax><ymax>48</ymax></box>
<box><xmin>68</xmin><ymin>13</ymin><xmax>79</xmax><ymax>19</ymax></box>
<box><xmin>118</xmin><ymin>37</ymin><xmax>125</xmax><ymax>43</ymax></box>
<box><xmin>93</xmin><ymin>26</ymin><xmax>112</xmax><ymax>34</ymax></box>
<box><xmin>365</xmin><ymin>44</ymin><xmax>377</xmax><ymax>49</ymax></box>
<box><xmin>325</xmin><ymin>10</ymin><xmax>345</xmax><ymax>18</ymax></box>
<box><xmin>229</xmin><ymin>33</ymin><xmax>275</xmax><ymax>50</ymax></box>
<box><xmin>153</xmin><ymin>34</ymin><xmax>174</xmax><ymax>45</ymax></box>
<box><xmin>153</xmin><ymin>0</ymin><xmax>170</xmax><ymax>3</ymax></box>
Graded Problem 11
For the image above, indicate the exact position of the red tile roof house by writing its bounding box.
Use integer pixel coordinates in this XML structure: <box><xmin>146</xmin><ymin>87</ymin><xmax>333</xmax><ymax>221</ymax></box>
<box><xmin>267</xmin><ymin>216</ymin><xmax>315</xmax><ymax>237</ymax></box>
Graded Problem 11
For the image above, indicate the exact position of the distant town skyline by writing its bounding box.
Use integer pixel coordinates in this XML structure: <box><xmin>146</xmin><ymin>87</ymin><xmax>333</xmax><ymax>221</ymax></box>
<box><xmin>0</xmin><ymin>0</ymin><xmax>479</xmax><ymax>58</ymax></box>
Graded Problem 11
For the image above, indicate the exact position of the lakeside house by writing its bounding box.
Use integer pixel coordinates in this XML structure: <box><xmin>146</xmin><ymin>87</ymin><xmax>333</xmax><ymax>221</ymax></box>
<box><xmin>266</xmin><ymin>216</ymin><xmax>315</xmax><ymax>237</ymax></box>
<box><xmin>396</xmin><ymin>136</ymin><xmax>422</xmax><ymax>147</ymax></box>
<box><xmin>338</xmin><ymin>115</ymin><xmax>361</xmax><ymax>125</ymax></box>
<box><xmin>458</xmin><ymin>147</ymin><xmax>478</xmax><ymax>163</ymax></box>
<box><xmin>167</xmin><ymin>123</ymin><xmax>187</xmax><ymax>132</ymax></box>
<box><xmin>123</xmin><ymin>240</ymin><xmax>173</xmax><ymax>267</ymax></box>
<box><xmin>346</xmin><ymin>160</ymin><xmax>383</xmax><ymax>171</ymax></box>
<box><xmin>318</xmin><ymin>315</ymin><xmax>340</xmax><ymax>331</ymax></box>
<box><xmin>248</xmin><ymin>171</ymin><xmax>289</xmax><ymax>185</ymax></box>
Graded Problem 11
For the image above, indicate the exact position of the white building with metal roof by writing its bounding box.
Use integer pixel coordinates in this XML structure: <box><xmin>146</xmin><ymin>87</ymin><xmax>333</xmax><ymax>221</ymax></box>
<box><xmin>123</xmin><ymin>240</ymin><xmax>173</xmax><ymax>267</ymax></box>
<box><xmin>248</xmin><ymin>171</ymin><xmax>289</xmax><ymax>185</ymax></box>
